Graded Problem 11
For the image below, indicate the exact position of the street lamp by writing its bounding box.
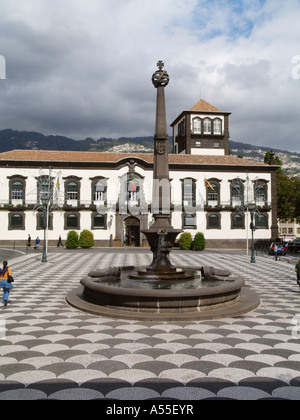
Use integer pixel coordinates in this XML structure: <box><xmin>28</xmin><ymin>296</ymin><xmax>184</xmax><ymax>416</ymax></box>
<box><xmin>40</xmin><ymin>180</ymin><xmax>51</xmax><ymax>263</ymax></box>
<box><xmin>248</xmin><ymin>203</ymin><xmax>257</xmax><ymax>264</ymax></box>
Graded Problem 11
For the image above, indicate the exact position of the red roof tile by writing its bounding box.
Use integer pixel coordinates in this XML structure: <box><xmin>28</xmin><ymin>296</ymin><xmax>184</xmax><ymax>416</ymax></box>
<box><xmin>0</xmin><ymin>149</ymin><xmax>268</xmax><ymax>167</ymax></box>
<box><xmin>190</xmin><ymin>99</ymin><xmax>222</xmax><ymax>113</ymax></box>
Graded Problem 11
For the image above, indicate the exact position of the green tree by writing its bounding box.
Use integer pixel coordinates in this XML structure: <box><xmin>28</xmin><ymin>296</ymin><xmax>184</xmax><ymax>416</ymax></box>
<box><xmin>277</xmin><ymin>174</ymin><xmax>300</xmax><ymax>223</ymax></box>
<box><xmin>178</xmin><ymin>232</ymin><xmax>193</xmax><ymax>250</ymax></box>
<box><xmin>65</xmin><ymin>230</ymin><xmax>79</xmax><ymax>249</ymax></box>
<box><xmin>264</xmin><ymin>150</ymin><xmax>282</xmax><ymax>172</ymax></box>
<box><xmin>79</xmin><ymin>230</ymin><xmax>95</xmax><ymax>248</ymax></box>
<box><xmin>192</xmin><ymin>232</ymin><xmax>206</xmax><ymax>251</ymax></box>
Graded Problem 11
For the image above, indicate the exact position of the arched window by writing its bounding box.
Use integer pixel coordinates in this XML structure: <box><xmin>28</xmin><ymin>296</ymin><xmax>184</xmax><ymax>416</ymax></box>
<box><xmin>231</xmin><ymin>181</ymin><xmax>244</xmax><ymax>207</ymax></box>
<box><xmin>66</xmin><ymin>213</ymin><xmax>79</xmax><ymax>229</ymax></box>
<box><xmin>206</xmin><ymin>179</ymin><xmax>220</xmax><ymax>205</ymax></box>
<box><xmin>64</xmin><ymin>176</ymin><xmax>82</xmax><ymax>206</ymax></box>
<box><xmin>193</xmin><ymin>118</ymin><xmax>201</xmax><ymax>134</ymax></box>
<box><xmin>232</xmin><ymin>213</ymin><xmax>245</xmax><ymax>229</ymax></box>
<box><xmin>254</xmin><ymin>180</ymin><xmax>269</xmax><ymax>206</ymax></box>
<box><xmin>204</xmin><ymin>118</ymin><xmax>212</xmax><ymax>134</ymax></box>
<box><xmin>11</xmin><ymin>181</ymin><xmax>24</xmax><ymax>200</ymax></box>
<box><xmin>10</xmin><ymin>213</ymin><xmax>23</xmax><ymax>228</ymax></box>
<box><xmin>183</xmin><ymin>214</ymin><xmax>196</xmax><ymax>228</ymax></box>
<box><xmin>93</xmin><ymin>181</ymin><xmax>106</xmax><ymax>203</ymax></box>
<box><xmin>213</xmin><ymin>118</ymin><xmax>222</xmax><ymax>135</ymax></box>
<box><xmin>126</xmin><ymin>178</ymin><xmax>140</xmax><ymax>204</ymax></box>
<box><xmin>207</xmin><ymin>213</ymin><xmax>221</xmax><ymax>229</ymax></box>
<box><xmin>8</xmin><ymin>175</ymin><xmax>27</xmax><ymax>204</ymax></box>
<box><xmin>183</xmin><ymin>181</ymin><xmax>194</xmax><ymax>205</ymax></box>
<box><xmin>182</xmin><ymin>179</ymin><xmax>196</xmax><ymax>215</ymax></box>
<box><xmin>93</xmin><ymin>214</ymin><xmax>106</xmax><ymax>229</ymax></box>
<box><xmin>66</xmin><ymin>182</ymin><xmax>79</xmax><ymax>201</ymax></box>
<box><xmin>256</xmin><ymin>213</ymin><xmax>268</xmax><ymax>229</ymax></box>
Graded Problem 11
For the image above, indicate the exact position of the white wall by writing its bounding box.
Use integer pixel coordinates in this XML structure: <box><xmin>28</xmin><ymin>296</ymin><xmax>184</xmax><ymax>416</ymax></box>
<box><xmin>0</xmin><ymin>164</ymin><xmax>273</xmax><ymax>244</ymax></box>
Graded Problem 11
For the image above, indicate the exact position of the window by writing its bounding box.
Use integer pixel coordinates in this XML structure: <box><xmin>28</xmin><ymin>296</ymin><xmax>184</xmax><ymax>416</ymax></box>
<box><xmin>9</xmin><ymin>212</ymin><xmax>25</xmax><ymax>230</ymax></box>
<box><xmin>184</xmin><ymin>214</ymin><xmax>196</xmax><ymax>228</ymax></box>
<box><xmin>204</xmin><ymin>118</ymin><xmax>212</xmax><ymax>134</ymax></box>
<box><xmin>66</xmin><ymin>182</ymin><xmax>79</xmax><ymax>201</ymax></box>
<box><xmin>256</xmin><ymin>214</ymin><xmax>268</xmax><ymax>229</ymax></box>
<box><xmin>64</xmin><ymin>176</ymin><xmax>82</xmax><ymax>205</ymax></box>
<box><xmin>255</xmin><ymin>181</ymin><xmax>268</xmax><ymax>206</ymax></box>
<box><xmin>214</xmin><ymin>142</ymin><xmax>220</xmax><ymax>148</ymax></box>
<box><xmin>195</xmin><ymin>141</ymin><xmax>202</xmax><ymax>148</ymax></box>
<box><xmin>182</xmin><ymin>179</ymin><xmax>196</xmax><ymax>212</ymax></box>
<box><xmin>232</xmin><ymin>213</ymin><xmax>245</xmax><ymax>229</ymax></box>
<box><xmin>8</xmin><ymin>175</ymin><xmax>27</xmax><ymax>204</ymax></box>
<box><xmin>66</xmin><ymin>214</ymin><xmax>79</xmax><ymax>229</ymax></box>
<box><xmin>214</xmin><ymin>119</ymin><xmax>222</xmax><ymax>135</ymax></box>
<box><xmin>183</xmin><ymin>182</ymin><xmax>194</xmax><ymax>205</ymax></box>
<box><xmin>11</xmin><ymin>214</ymin><xmax>23</xmax><ymax>228</ymax></box>
<box><xmin>206</xmin><ymin>180</ymin><xmax>220</xmax><ymax>205</ymax></box>
<box><xmin>11</xmin><ymin>181</ymin><xmax>24</xmax><ymax>200</ymax></box>
<box><xmin>231</xmin><ymin>182</ymin><xmax>244</xmax><ymax>207</ymax></box>
<box><xmin>37</xmin><ymin>214</ymin><xmax>53</xmax><ymax>230</ymax></box>
<box><xmin>193</xmin><ymin>118</ymin><xmax>201</xmax><ymax>134</ymax></box>
<box><xmin>126</xmin><ymin>178</ymin><xmax>140</xmax><ymax>204</ymax></box>
<box><xmin>207</xmin><ymin>213</ymin><xmax>221</xmax><ymax>229</ymax></box>
<box><xmin>93</xmin><ymin>182</ymin><xmax>106</xmax><ymax>203</ymax></box>
<box><xmin>93</xmin><ymin>214</ymin><xmax>106</xmax><ymax>229</ymax></box>
<box><xmin>178</xmin><ymin>120</ymin><xmax>186</xmax><ymax>136</ymax></box>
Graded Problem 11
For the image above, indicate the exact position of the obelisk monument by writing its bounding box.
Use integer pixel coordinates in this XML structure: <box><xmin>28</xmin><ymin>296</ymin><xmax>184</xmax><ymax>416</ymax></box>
<box><xmin>142</xmin><ymin>61</ymin><xmax>182</xmax><ymax>273</ymax></box>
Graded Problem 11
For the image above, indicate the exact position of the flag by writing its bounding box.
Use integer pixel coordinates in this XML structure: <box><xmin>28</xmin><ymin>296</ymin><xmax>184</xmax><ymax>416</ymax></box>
<box><xmin>130</xmin><ymin>177</ymin><xmax>136</xmax><ymax>192</ymax></box>
<box><xmin>205</xmin><ymin>178</ymin><xmax>214</xmax><ymax>190</ymax></box>
<box><xmin>55</xmin><ymin>173</ymin><xmax>61</xmax><ymax>191</ymax></box>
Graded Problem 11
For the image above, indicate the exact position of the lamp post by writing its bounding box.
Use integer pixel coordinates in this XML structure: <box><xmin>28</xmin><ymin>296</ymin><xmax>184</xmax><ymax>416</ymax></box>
<box><xmin>249</xmin><ymin>204</ymin><xmax>257</xmax><ymax>264</ymax></box>
<box><xmin>40</xmin><ymin>180</ymin><xmax>51</xmax><ymax>263</ymax></box>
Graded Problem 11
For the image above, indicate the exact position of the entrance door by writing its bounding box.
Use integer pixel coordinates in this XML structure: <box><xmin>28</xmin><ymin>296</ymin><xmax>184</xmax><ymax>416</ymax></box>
<box><xmin>124</xmin><ymin>217</ymin><xmax>140</xmax><ymax>247</ymax></box>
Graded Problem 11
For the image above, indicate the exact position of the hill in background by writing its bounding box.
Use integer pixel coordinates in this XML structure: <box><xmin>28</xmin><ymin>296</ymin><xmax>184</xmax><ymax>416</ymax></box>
<box><xmin>0</xmin><ymin>129</ymin><xmax>299</xmax><ymax>176</ymax></box>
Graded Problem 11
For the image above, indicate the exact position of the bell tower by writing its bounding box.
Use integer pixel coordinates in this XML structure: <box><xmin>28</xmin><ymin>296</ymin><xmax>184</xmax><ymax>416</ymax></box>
<box><xmin>171</xmin><ymin>99</ymin><xmax>231</xmax><ymax>156</ymax></box>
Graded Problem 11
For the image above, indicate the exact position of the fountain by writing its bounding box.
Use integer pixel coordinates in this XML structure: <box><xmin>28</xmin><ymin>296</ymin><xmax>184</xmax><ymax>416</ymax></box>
<box><xmin>66</xmin><ymin>62</ymin><xmax>260</xmax><ymax>321</ymax></box>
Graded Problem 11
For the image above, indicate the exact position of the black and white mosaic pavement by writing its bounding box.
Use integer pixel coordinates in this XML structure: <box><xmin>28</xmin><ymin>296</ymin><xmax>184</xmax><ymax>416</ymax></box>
<box><xmin>0</xmin><ymin>250</ymin><xmax>299</xmax><ymax>400</ymax></box>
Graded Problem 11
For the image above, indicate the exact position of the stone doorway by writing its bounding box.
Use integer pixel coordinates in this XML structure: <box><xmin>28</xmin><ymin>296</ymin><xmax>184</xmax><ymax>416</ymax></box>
<box><xmin>124</xmin><ymin>217</ymin><xmax>140</xmax><ymax>247</ymax></box>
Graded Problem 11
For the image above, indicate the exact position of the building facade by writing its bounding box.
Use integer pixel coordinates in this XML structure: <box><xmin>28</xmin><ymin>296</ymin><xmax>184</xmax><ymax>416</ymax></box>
<box><xmin>0</xmin><ymin>146</ymin><xmax>278</xmax><ymax>249</ymax></box>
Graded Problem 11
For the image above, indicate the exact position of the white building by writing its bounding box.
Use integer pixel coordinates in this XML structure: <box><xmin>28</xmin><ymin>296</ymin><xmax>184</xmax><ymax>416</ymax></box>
<box><xmin>0</xmin><ymin>150</ymin><xmax>278</xmax><ymax>249</ymax></box>
<box><xmin>0</xmin><ymin>99</ymin><xmax>279</xmax><ymax>249</ymax></box>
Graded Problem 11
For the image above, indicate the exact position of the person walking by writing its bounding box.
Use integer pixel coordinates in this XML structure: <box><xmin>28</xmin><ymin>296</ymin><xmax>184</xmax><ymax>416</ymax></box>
<box><xmin>295</xmin><ymin>259</ymin><xmax>300</xmax><ymax>292</ymax></box>
<box><xmin>35</xmin><ymin>237</ymin><xmax>40</xmax><ymax>250</ymax></box>
<box><xmin>57</xmin><ymin>235</ymin><xmax>64</xmax><ymax>248</ymax></box>
<box><xmin>0</xmin><ymin>261</ymin><xmax>14</xmax><ymax>307</ymax></box>
<box><xmin>274</xmin><ymin>244</ymin><xmax>278</xmax><ymax>261</ymax></box>
<box><xmin>27</xmin><ymin>234</ymin><xmax>31</xmax><ymax>248</ymax></box>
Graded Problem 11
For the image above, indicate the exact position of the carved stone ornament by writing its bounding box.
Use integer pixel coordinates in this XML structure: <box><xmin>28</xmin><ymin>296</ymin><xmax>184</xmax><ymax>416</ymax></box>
<box><xmin>152</xmin><ymin>61</ymin><xmax>169</xmax><ymax>88</ymax></box>
<box><xmin>155</xmin><ymin>139</ymin><xmax>167</xmax><ymax>155</ymax></box>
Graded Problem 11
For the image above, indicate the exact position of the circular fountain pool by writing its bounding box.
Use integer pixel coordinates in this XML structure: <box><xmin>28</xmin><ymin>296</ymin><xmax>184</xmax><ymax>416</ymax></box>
<box><xmin>66</xmin><ymin>266</ymin><xmax>260</xmax><ymax>321</ymax></box>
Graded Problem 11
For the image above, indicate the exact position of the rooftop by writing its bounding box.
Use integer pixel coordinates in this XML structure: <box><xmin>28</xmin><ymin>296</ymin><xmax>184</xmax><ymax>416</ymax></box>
<box><xmin>0</xmin><ymin>149</ymin><xmax>270</xmax><ymax>167</ymax></box>
<box><xmin>190</xmin><ymin>99</ymin><xmax>222</xmax><ymax>113</ymax></box>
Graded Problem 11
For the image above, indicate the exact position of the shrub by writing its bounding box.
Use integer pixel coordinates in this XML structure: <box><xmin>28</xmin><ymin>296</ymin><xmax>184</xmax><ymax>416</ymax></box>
<box><xmin>65</xmin><ymin>230</ymin><xmax>79</xmax><ymax>249</ymax></box>
<box><xmin>192</xmin><ymin>232</ymin><xmax>206</xmax><ymax>251</ymax></box>
<box><xmin>178</xmin><ymin>232</ymin><xmax>193</xmax><ymax>250</ymax></box>
<box><xmin>79</xmin><ymin>230</ymin><xmax>95</xmax><ymax>248</ymax></box>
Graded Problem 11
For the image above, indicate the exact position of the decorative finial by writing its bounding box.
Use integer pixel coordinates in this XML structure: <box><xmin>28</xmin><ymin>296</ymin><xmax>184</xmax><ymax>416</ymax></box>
<box><xmin>157</xmin><ymin>60</ymin><xmax>164</xmax><ymax>71</ymax></box>
<box><xmin>152</xmin><ymin>60</ymin><xmax>169</xmax><ymax>88</ymax></box>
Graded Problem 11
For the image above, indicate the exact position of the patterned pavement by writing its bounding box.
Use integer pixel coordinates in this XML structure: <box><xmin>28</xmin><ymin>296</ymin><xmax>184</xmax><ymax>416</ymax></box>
<box><xmin>0</xmin><ymin>249</ymin><xmax>299</xmax><ymax>400</ymax></box>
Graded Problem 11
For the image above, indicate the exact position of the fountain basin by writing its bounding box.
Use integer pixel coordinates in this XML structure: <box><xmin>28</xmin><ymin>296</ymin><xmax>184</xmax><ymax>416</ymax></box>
<box><xmin>66</xmin><ymin>266</ymin><xmax>260</xmax><ymax>321</ymax></box>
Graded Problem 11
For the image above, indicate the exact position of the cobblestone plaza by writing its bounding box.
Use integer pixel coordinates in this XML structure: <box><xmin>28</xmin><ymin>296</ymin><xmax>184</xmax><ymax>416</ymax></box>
<box><xmin>0</xmin><ymin>249</ymin><xmax>299</xmax><ymax>400</ymax></box>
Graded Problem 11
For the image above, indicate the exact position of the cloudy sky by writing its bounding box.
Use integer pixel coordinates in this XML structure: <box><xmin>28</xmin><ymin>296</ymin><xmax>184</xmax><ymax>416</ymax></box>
<box><xmin>0</xmin><ymin>0</ymin><xmax>299</xmax><ymax>152</ymax></box>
